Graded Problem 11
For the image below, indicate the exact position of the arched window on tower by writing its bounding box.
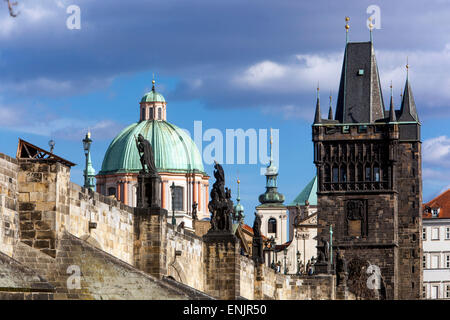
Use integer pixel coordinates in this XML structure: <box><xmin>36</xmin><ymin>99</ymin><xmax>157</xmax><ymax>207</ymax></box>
<box><xmin>268</xmin><ymin>218</ymin><xmax>277</xmax><ymax>234</ymax></box>
<box><xmin>108</xmin><ymin>187</ymin><xmax>116</xmax><ymax>197</ymax></box>
<box><xmin>373</xmin><ymin>165</ymin><xmax>380</xmax><ymax>182</ymax></box>
<box><xmin>332</xmin><ymin>166</ymin><xmax>339</xmax><ymax>182</ymax></box>
<box><xmin>149</xmin><ymin>107</ymin><xmax>154</xmax><ymax>119</ymax></box>
<box><xmin>158</xmin><ymin>108</ymin><xmax>162</xmax><ymax>120</ymax></box>
<box><xmin>340</xmin><ymin>166</ymin><xmax>347</xmax><ymax>182</ymax></box>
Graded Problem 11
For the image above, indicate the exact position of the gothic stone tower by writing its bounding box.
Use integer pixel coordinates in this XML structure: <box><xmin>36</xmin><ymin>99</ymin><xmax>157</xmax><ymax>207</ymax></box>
<box><xmin>312</xmin><ymin>41</ymin><xmax>422</xmax><ymax>300</ymax></box>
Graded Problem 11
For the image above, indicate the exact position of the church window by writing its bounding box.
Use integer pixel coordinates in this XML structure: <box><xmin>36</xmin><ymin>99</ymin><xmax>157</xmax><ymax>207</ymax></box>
<box><xmin>373</xmin><ymin>166</ymin><xmax>380</xmax><ymax>182</ymax></box>
<box><xmin>141</xmin><ymin>108</ymin><xmax>145</xmax><ymax>120</ymax></box>
<box><xmin>268</xmin><ymin>218</ymin><xmax>277</xmax><ymax>234</ymax></box>
<box><xmin>108</xmin><ymin>187</ymin><xmax>116</xmax><ymax>197</ymax></box>
<box><xmin>172</xmin><ymin>186</ymin><xmax>183</xmax><ymax>211</ymax></box>
<box><xmin>158</xmin><ymin>108</ymin><xmax>162</xmax><ymax>120</ymax></box>
<box><xmin>332</xmin><ymin>166</ymin><xmax>339</xmax><ymax>182</ymax></box>
<box><xmin>149</xmin><ymin>107</ymin><xmax>154</xmax><ymax>119</ymax></box>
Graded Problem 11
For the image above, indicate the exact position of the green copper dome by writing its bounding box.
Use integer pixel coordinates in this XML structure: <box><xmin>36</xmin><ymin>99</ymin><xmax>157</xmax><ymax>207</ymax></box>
<box><xmin>141</xmin><ymin>87</ymin><xmax>166</xmax><ymax>103</ymax></box>
<box><xmin>99</xmin><ymin>120</ymin><xmax>205</xmax><ymax>175</ymax></box>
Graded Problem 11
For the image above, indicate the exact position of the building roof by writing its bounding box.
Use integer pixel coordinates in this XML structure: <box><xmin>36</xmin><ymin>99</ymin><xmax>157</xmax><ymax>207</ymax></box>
<box><xmin>398</xmin><ymin>79</ymin><xmax>419</xmax><ymax>122</ymax></box>
<box><xmin>98</xmin><ymin>120</ymin><xmax>205</xmax><ymax>175</ymax></box>
<box><xmin>334</xmin><ymin>41</ymin><xmax>385</xmax><ymax>124</ymax></box>
<box><xmin>423</xmin><ymin>189</ymin><xmax>450</xmax><ymax>219</ymax></box>
<box><xmin>289</xmin><ymin>176</ymin><xmax>317</xmax><ymax>206</ymax></box>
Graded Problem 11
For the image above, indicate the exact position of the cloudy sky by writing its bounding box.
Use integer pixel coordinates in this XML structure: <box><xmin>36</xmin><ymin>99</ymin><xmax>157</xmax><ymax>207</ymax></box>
<box><xmin>0</xmin><ymin>0</ymin><xmax>449</xmax><ymax>227</ymax></box>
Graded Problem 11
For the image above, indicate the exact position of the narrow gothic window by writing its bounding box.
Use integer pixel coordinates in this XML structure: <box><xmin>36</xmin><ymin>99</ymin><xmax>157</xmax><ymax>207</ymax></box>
<box><xmin>340</xmin><ymin>166</ymin><xmax>347</xmax><ymax>182</ymax></box>
<box><xmin>365</xmin><ymin>166</ymin><xmax>371</xmax><ymax>181</ymax></box>
<box><xmin>332</xmin><ymin>167</ymin><xmax>339</xmax><ymax>182</ymax></box>
<box><xmin>349</xmin><ymin>164</ymin><xmax>355</xmax><ymax>182</ymax></box>
<box><xmin>357</xmin><ymin>164</ymin><xmax>363</xmax><ymax>181</ymax></box>
<box><xmin>268</xmin><ymin>218</ymin><xmax>277</xmax><ymax>234</ymax></box>
<box><xmin>373</xmin><ymin>166</ymin><xmax>380</xmax><ymax>182</ymax></box>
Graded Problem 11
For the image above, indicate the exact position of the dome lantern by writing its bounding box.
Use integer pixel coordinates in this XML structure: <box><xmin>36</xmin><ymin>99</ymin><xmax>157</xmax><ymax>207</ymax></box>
<box><xmin>139</xmin><ymin>78</ymin><xmax>167</xmax><ymax>122</ymax></box>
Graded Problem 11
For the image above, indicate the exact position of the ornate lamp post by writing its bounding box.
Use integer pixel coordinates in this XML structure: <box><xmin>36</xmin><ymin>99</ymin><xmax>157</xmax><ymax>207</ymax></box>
<box><xmin>82</xmin><ymin>131</ymin><xmax>95</xmax><ymax>191</ymax></box>
<box><xmin>283</xmin><ymin>248</ymin><xmax>288</xmax><ymax>275</ymax></box>
<box><xmin>170</xmin><ymin>182</ymin><xmax>176</xmax><ymax>226</ymax></box>
<box><xmin>269</xmin><ymin>236</ymin><xmax>276</xmax><ymax>270</ymax></box>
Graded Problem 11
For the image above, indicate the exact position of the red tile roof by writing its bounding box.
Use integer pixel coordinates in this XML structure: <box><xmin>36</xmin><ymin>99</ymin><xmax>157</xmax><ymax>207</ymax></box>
<box><xmin>240</xmin><ymin>224</ymin><xmax>268</xmax><ymax>240</ymax></box>
<box><xmin>423</xmin><ymin>189</ymin><xmax>450</xmax><ymax>219</ymax></box>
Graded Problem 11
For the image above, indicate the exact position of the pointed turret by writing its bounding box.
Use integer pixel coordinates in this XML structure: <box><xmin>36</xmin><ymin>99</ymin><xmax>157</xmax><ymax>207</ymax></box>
<box><xmin>389</xmin><ymin>82</ymin><xmax>396</xmax><ymax>122</ymax></box>
<box><xmin>398</xmin><ymin>79</ymin><xmax>419</xmax><ymax>122</ymax></box>
<box><xmin>328</xmin><ymin>93</ymin><xmax>333</xmax><ymax>120</ymax></box>
<box><xmin>335</xmin><ymin>41</ymin><xmax>385</xmax><ymax>123</ymax></box>
<box><xmin>314</xmin><ymin>87</ymin><xmax>321</xmax><ymax>124</ymax></box>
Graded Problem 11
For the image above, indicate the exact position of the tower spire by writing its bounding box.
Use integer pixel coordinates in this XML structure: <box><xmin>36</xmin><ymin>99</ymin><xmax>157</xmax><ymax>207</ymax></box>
<box><xmin>314</xmin><ymin>85</ymin><xmax>321</xmax><ymax>124</ymax></box>
<box><xmin>269</xmin><ymin>128</ymin><xmax>273</xmax><ymax>165</ymax></box>
<box><xmin>368</xmin><ymin>17</ymin><xmax>374</xmax><ymax>42</ymax></box>
<box><xmin>389</xmin><ymin>81</ymin><xmax>396</xmax><ymax>122</ymax></box>
<box><xmin>328</xmin><ymin>91</ymin><xmax>333</xmax><ymax>120</ymax></box>
<box><xmin>152</xmin><ymin>73</ymin><xmax>156</xmax><ymax>91</ymax></box>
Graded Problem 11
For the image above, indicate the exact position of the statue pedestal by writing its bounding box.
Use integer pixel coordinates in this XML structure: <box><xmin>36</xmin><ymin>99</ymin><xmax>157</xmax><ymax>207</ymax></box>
<box><xmin>137</xmin><ymin>172</ymin><xmax>161</xmax><ymax>208</ymax></box>
<box><xmin>203</xmin><ymin>231</ymin><xmax>239</xmax><ymax>299</ymax></box>
<box><xmin>314</xmin><ymin>262</ymin><xmax>330</xmax><ymax>274</ymax></box>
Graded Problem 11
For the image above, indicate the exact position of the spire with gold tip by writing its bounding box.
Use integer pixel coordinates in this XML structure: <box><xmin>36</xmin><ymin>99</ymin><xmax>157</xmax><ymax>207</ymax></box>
<box><xmin>345</xmin><ymin>16</ymin><xmax>350</xmax><ymax>43</ymax></box>
<box><xmin>328</xmin><ymin>91</ymin><xmax>333</xmax><ymax>120</ymax></box>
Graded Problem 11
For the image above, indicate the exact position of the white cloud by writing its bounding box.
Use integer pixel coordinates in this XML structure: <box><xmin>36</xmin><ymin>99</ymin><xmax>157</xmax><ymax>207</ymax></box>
<box><xmin>423</xmin><ymin>136</ymin><xmax>450</xmax><ymax>168</ymax></box>
<box><xmin>233</xmin><ymin>44</ymin><xmax>450</xmax><ymax>115</ymax></box>
<box><xmin>0</xmin><ymin>103</ymin><xmax>122</xmax><ymax>141</ymax></box>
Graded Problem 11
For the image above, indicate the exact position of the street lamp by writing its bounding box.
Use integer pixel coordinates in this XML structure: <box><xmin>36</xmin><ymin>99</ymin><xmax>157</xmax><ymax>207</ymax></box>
<box><xmin>170</xmin><ymin>182</ymin><xmax>176</xmax><ymax>226</ymax></box>
<box><xmin>82</xmin><ymin>131</ymin><xmax>93</xmax><ymax>190</ymax></box>
<box><xmin>269</xmin><ymin>236</ymin><xmax>276</xmax><ymax>270</ymax></box>
<box><xmin>283</xmin><ymin>248</ymin><xmax>288</xmax><ymax>275</ymax></box>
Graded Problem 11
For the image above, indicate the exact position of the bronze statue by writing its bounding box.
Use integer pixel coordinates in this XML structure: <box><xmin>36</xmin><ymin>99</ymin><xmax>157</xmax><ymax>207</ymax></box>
<box><xmin>253</xmin><ymin>212</ymin><xmax>262</xmax><ymax>238</ymax></box>
<box><xmin>317</xmin><ymin>237</ymin><xmax>329</xmax><ymax>263</ymax></box>
<box><xmin>192</xmin><ymin>202</ymin><xmax>198</xmax><ymax>220</ymax></box>
<box><xmin>207</xmin><ymin>161</ymin><xmax>233</xmax><ymax>233</ymax></box>
<box><xmin>136</xmin><ymin>134</ymin><xmax>158</xmax><ymax>175</ymax></box>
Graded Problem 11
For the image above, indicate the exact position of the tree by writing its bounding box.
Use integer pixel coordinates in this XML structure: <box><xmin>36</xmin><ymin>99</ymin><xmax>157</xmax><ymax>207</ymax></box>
<box><xmin>5</xmin><ymin>0</ymin><xmax>19</xmax><ymax>17</ymax></box>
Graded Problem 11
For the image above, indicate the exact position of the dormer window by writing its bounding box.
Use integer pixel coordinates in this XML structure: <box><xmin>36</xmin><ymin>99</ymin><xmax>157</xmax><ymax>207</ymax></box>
<box><xmin>432</xmin><ymin>208</ymin><xmax>440</xmax><ymax>218</ymax></box>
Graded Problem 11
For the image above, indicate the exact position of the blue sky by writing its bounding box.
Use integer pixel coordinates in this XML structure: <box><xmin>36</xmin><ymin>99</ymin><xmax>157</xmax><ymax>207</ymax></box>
<box><xmin>0</xmin><ymin>0</ymin><xmax>449</xmax><ymax>227</ymax></box>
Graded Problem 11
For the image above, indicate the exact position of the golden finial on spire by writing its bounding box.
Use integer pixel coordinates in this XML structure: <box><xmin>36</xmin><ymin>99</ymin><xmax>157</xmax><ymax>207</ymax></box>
<box><xmin>345</xmin><ymin>16</ymin><xmax>350</xmax><ymax>30</ymax></box>
<box><xmin>368</xmin><ymin>17</ymin><xmax>374</xmax><ymax>31</ymax></box>
<box><xmin>406</xmin><ymin>57</ymin><xmax>409</xmax><ymax>79</ymax></box>
<box><xmin>390</xmin><ymin>80</ymin><xmax>393</xmax><ymax>96</ymax></box>
<box><xmin>237</xmin><ymin>178</ymin><xmax>240</xmax><ymax>184</ymax></box>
